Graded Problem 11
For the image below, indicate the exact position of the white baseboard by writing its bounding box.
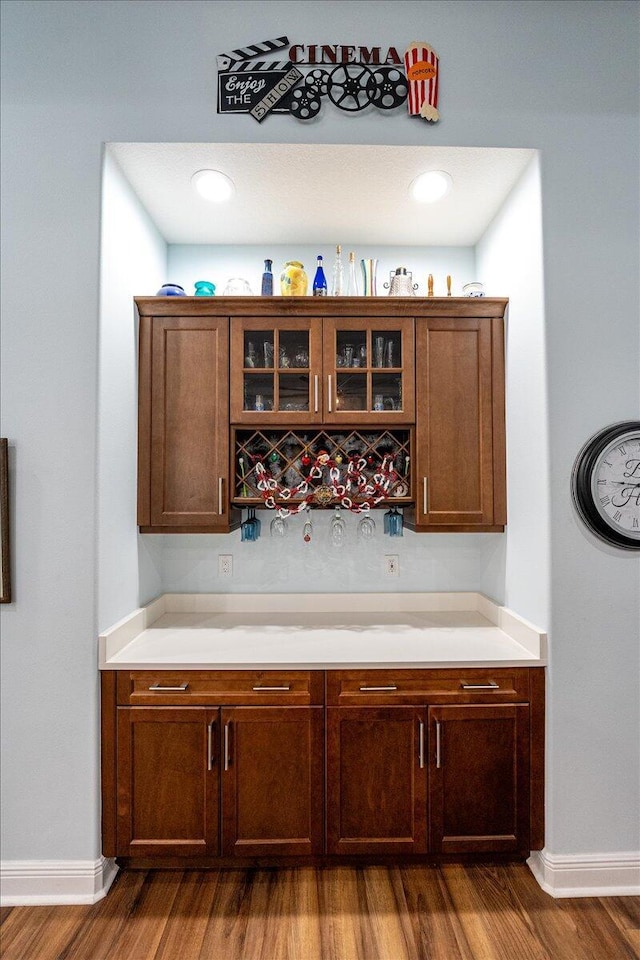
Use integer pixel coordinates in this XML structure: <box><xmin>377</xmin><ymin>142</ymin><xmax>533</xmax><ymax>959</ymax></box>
<box><xmin>0</xmin><ymin>856</ymin><xmax>119</xmax><ymax>906</ymax></box>
<box><xmin>528</xmin><ymin>849</ymin><xmax>640</xmax><ymax>898</ymax></box>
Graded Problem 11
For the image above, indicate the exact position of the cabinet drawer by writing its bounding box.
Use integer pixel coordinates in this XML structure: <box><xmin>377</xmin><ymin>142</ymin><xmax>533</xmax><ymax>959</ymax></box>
<box><xmin>117</xmin><ymin>670</ymin><xmax>324</xmax><ymax>706</ymax></box>
<box><xmin>326</xmin><ymin>669</ymin><xmax>531</xmax><ymax>705</ymax></box>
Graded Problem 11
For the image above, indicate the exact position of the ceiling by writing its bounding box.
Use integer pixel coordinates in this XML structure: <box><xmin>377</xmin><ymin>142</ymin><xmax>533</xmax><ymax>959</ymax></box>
<box><xmin>108</xmin><ymin>142</ymin><xmax>535</xmax><ymax>247</ymax></box>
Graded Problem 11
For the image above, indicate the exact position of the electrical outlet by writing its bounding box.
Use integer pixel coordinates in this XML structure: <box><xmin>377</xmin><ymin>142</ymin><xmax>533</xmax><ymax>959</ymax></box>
<box><xmin>218</xmin><ymin>554</ymin><xmax>233</xmax><ymax>577</ymax></box>
<box><xmin>385</xmin><ymin>555</ymin><xmax>399</xmax><ymax>577</ymax></box>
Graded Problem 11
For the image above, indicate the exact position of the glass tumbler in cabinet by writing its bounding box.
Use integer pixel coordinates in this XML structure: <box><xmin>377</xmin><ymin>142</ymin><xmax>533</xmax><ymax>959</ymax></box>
<box><xmin>232</xmin><ymin>318</ymin><xmax>322</xmax><ymax>423</ymax></box>
<box><xmin>324</xmin><ymin>318</ymin><xmax>414</xmax><ymax>423</ymax></box>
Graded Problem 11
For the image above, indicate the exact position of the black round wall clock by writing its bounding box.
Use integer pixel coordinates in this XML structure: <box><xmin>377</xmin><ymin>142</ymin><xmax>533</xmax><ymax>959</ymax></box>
<box><xmin>571</xmin><ymin>420</ymin><xmax>640</xmax><ymax>550</ymax></box>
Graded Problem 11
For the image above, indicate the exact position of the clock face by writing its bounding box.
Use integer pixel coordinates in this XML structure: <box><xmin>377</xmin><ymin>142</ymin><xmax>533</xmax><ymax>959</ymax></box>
<box><xmin>572</xmin><ymin>421</ymin><xmax>640</xmax><ymax>550</ymax></box>
<box><xmin>591</xmin><ymin>430</ymin><xmax>640</xmax><ymax>539</ymax></box>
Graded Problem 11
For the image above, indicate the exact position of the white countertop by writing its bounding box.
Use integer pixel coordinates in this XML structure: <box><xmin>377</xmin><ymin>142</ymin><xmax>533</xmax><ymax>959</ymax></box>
<box><xmin>99</xmin><ymin>593</ymin><xmax>546</xmax><ymax>670</ymax></box>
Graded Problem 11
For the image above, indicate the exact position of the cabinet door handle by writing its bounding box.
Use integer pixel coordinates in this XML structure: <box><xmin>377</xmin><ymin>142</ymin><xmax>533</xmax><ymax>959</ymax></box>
<box><xmin>460</xmin><ymin>682</ymin><xmax>499</xmax><ymax>690</ymax></box>
<box><xmin>207</xmin><ymin>719</ymin><xmax>216</xmax><ymax>771</ymax></box>
<box><xmin>435</xmin><ymin>719</ymin><xmax>442</xmax><ymax>769</ymax></box>
<box><xmin>418</xmin><ymin>719</ymin><xmax>425</xmax><ymax>769</ymax></box>
<box><xmin>358</xmin><ymin>685</ymin><xmax>398</xmax><ymax>692</ymax></box>
<box><xmin>252</xmin><ymin>685</ymin><xmax>291</xmax><ymax>691</ymax></box>
<box><xmin>314</xmin><ymin>375</ymin><xmax>319</xmax><ymax>413</ymax></box>
<box><xmin>148</xmin><ymin>683</ymin><xmax>189</xmax><ymax>691</ymax></box>
<box><xmin>218</xmin><ymin>477</ymin><xmax>224</xmax><ymax>515</ymax></box>
<box><xmin>328</xmin><ymin>375</ymin><xmax>333</xmax><ymax>413</ymax></box>
<box><xmin>423</xmin><ymin>477</ymin><xmax>429</xmax><ymax>514</ymax></box>
<box><xmin>224</xmin><ymin>721</ymin><xmax>231</xmax><ymax>771</ymax></box>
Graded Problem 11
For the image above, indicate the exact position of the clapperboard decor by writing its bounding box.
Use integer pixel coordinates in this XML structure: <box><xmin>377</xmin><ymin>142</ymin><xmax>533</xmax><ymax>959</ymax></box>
<box><xmin>217</xmin><ymin>37</ymin><xmax>440</xmax><ymax>123</ymax></box>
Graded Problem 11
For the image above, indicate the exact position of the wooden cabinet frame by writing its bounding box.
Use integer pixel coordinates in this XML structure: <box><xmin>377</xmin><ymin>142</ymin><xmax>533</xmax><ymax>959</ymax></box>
<box><xmin>102</xmin><ymin>665</ymin><xmax>544</xmax><ymax>864</ymax></box>
<box><xmin>136</xmin><ymin>297</ymin><xmax>507</xmax><ymax>533</ymax></box>
<box><xmin>230</xmin><ymin>313</ymin><xmax>415</xmax><ymax>426</ymax></box>
<box><xmin>137</xmin><ymin>311</ymin><xmax>238</xmax><ymax>533</ymax></box>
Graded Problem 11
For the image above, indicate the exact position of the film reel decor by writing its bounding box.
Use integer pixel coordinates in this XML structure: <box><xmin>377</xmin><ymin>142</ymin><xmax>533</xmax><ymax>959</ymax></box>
<box><xmin>216</xmin><ymin>35</ymin><xmax>440</xmax><ymax>123</ymax></box>
<box><xmin>305</xmin><ymin>68</ymin><xmax>330</xmax><ymax>97</ymax></box>
<box><xmin>327</xmin><ymin>64</ymin><xmax>377</xmax><ymax>112</ymax></box>
<box><xmin>287</xmin><ymin>81</ymin><xmax>322</xmax><ymax>120</ymax></box>
<box><xmin>370</xmin><ymin>67</ymin><xmax>408</xmax><ymax>109</ymax></box>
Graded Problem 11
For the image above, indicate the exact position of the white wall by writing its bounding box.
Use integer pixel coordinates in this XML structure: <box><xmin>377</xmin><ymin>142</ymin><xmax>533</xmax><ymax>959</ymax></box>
<box><xmin>98</xmin><ymin>151</ymin><xmax>166</xmax><ymax>632</ymax></box>
<box><xmin>1</xmin><ymin>0</ymin><xmax>638</xmax><ymax>869</ymax></box>
<box><xmin>167</xmin><ymin>244</ymin><xmax>475</xmax><ymax>299</ymax></box>
<box><xmin>157</xmin><ymin>243</ymin><xmax>494</xmax><ymax>598</ymax></box>
<box><xmin>476</xmin><ymin>156</ymin><xmax>549</xmax><ymax>631</ymax></box>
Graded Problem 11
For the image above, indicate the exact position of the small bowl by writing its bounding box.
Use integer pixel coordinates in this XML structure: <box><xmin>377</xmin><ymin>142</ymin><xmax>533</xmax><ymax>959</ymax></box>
<box><xmin>462</xmin><ymin>282</ymin><xmax>485</xmax><ymax>297</ymax></box>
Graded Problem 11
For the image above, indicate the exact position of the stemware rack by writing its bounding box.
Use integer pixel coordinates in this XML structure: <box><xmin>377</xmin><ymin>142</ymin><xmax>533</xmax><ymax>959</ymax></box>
<box><xmin>233</xmin><ymin>428</ymin><xmax>413</xmax><ymax>509</ymax></box>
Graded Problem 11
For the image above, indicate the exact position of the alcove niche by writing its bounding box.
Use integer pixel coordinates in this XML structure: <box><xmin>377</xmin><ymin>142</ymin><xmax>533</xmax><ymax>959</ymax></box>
<box><xmin>97</xmin><ymin>142</ymin><xmax>549</xmax><ymax>635</ymax></box>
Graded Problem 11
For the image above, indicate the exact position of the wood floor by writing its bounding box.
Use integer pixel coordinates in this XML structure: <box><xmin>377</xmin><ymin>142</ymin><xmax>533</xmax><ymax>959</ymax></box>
<box><xmin>1</xmin><ymin>864</ymin><xmax>638</xmax><ymax>960</ymax></box>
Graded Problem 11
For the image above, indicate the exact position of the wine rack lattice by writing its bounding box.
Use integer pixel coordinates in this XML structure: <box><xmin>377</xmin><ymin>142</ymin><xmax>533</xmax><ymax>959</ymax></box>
<box><xmin>234</xmin><ymin>429</ymin><xmax>412</xmax><ymax>507</ymax></box>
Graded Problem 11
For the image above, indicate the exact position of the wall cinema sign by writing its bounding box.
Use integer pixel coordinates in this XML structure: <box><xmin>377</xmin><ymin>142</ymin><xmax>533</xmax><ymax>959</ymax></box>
<box><xmin>217</xmin><ymin>37</ymin><xmax>439</xmax><ymax>123</ymax></box>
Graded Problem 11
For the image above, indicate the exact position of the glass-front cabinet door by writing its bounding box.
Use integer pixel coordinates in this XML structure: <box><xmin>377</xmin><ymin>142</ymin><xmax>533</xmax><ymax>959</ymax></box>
<box><xmin>322</xmin><ymin>317</ymin><xmax>415</xmax><ymax>424</ymax></box>
<box><xmin>230</xmin><ymin>317</ymin><xmax>323</xmax><ymax>424</ymax></box>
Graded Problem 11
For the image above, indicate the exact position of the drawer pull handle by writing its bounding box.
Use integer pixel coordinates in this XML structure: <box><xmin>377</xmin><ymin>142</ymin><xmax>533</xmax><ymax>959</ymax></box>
<box><xmin>207</xmin><ymin>719</ymin><xmax>216</xmax><ymax>771</ymax></box>
<box><xmin>252</xmin><ymin>685</ymin><xmax>291</xmax><ymax>692</ymax></box>
<box><xmin>218</xmin><ymin>477</ymin><xmax>224</xmax><ymax>516</ymax></box>
<box><xmin>418</xmin><ymin>719</ymin><xmax>425</xmax><ymax>769</ymax></box>
<box><xmin>359</xmin><ymin>685</ymin><xmax>398</xmax><ymax>692</ymax></box>
<box><xmin>328</xmin><ymin>375</ymin><xmax>333</xmax><ymax>413</ymax></box>
<box><xmin>435</xmin><ymin>719</ymin><xmax>442</xmax><ymax>769</ymax></box>
<box><xmin>224</xmin><ymin>721</ymin><xmax>231</xmax><ymax>771</ymax></box>
<box><xmin>460</xmin><ymin>682</ymin><xmax>500</xmax><ymax>690</ymax></box>
<box><xmin>314</xmin><ymin>375</ymin><xmax>319</xmax><ymax>413</ymax></box>
<box><xmin>148</xmin><ymin>683</ymin><xmax>189</xmax><ymax>692</ymax></box>
<box><xmin>423</xmin><ymin>477</ymin><xmax>428</xmax><ymax>514</ymax></box>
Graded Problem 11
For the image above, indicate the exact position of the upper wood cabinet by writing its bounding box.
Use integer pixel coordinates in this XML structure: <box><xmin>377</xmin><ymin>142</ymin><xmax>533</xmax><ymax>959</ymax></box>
<box><xmin>136</xmin><ymin>297</ymin><xmax>507</xmax><ymax>533</ymax></box>
<box><xmin>136</xmin><ymin>309</ymin><xmax>237</xmax><ymax>533</ymax></box>
<box><xmin>407</xmin><ymin>314</ymin><xmax>506</xmax><ymax>532</ymax></box>
<box><xmin>230</xmin><ymin>313</ymin><xmax>415</xmax><ymax>425</ymax></box>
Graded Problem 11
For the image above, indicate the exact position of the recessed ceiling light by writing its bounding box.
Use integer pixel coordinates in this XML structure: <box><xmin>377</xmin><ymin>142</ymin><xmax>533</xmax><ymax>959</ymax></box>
<box><xmin>191</xmin><ymin>169</ymin><xmax>235</xmax><ymax>202</ymax></box>
<box><xmin>410</xmin><ymin>170</ymin><xmax>453</xmax><ymax>203</ymax></box>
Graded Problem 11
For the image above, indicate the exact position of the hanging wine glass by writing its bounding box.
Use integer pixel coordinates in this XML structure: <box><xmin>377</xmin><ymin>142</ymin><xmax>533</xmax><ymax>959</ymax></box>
<box><xmin>358</xmin><ymin>514</ymin><xmax>376</xmax><ymax>540</ymax></box>
<box><xmin>330</xmin><ymin>507</ymin><xmax>346</xmax><ymax>547</ymax></box>
<box><xmin>302</xmin><ymin>507</ymin><xmax>313</xmax><ymax>543</ymax></box>
<box><xmin>270</xmin><ymin>515</ymin><xmax>288</xmax><ymax>538</ymax></box>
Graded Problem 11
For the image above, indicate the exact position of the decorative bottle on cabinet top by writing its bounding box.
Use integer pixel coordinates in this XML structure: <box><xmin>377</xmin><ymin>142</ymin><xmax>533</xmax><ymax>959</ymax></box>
<box><xmin>261</xmin><ymin>259</ymin><xmax>273</xmax><ymax>296</ymax></box>
<box><xmin>331</xmin><ymin>245</ymin><xmax>343</xmax><ymax>296</ymax></box>
<box><xmin>312</xmin><ymin>255</ymin><xmax>328</xmax><ymax>296</ymax></box>
<box><xmin>280</xmin><ymin>261</ymin><xmax>308</xmax><ymax>296</ymax></box>
<box><xmin>360</xmin><ymin>258</ymin><xmax>378</xmax><ymax>297</ymax></box>
<box><xmin>194</xmin><ymin>280</ymin><xmax>215</xmax><ymax>296</ymax></box>
<box><xmin>346</xmin><ymin>251</ymin><xmax>359</xmax><ymax>296</ymax></box>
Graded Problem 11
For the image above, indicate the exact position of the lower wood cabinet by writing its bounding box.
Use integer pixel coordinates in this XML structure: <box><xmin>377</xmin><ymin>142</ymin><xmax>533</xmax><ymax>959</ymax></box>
<box><xmin>221</xmin><ymin>706</ymin><xmax>324</xmax><ymax>858</ymax></box>
<box><xmin>116</xmin><ymin>706</ymin><xmax>220</xmax><ymax>858</ymax></box>
<box><xmin>103</xmin><ymin>667</ymin><xmax>544</xmax><ymax>863</ymax></box>
<box><xmin>326</xmin><ymin>707</ymin><xmax>427</xmax><ymax>855</ymax></box>
<box><xmin>428</xmin><ymin>704</ymin><xmax>530</xmax><ymax>855</ymax></box>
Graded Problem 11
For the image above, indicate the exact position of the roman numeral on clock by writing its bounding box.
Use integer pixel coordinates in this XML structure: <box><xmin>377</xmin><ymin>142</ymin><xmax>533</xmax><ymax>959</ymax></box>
<box><xmin>600</xmin><ymin>495</ymin><xmax>611</xmax><ymax>506</ymax></box>
<box><xmin>613</xmin><ymin>510</ymin><xmax>622</xmax><ymax>521</ymax></box>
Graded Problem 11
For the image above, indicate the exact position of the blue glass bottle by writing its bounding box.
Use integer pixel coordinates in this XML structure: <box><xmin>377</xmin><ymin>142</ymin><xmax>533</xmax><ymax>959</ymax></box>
<box><xmin>312</xmin><ymin>255</ymin><xmax>328</xmax><ymax>297</ymax></box>
<box><xmin>261</xmin><ymin>259</ymin><xmax>273</xmax><ymax>296</ymax></box>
